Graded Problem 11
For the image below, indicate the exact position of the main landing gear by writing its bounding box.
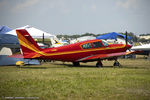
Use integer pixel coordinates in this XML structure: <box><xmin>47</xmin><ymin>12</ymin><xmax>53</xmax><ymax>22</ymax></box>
<box><xmin>72</xmin><ymin>62</ymin><xmax>80</xmax><ymax>66</ymax></box>
<box><xmin>96</xmin><ymin>60</ymin><xmax>103</xmax><ymax>68</ymax></box>
<box><xmin>96</xmin><ymin>59</ymin><xmax>121</xmax><ymax>68</ymax></box>
<box><xmin>113</xmin><ymin>59</ymin><xmax>121</xmax><ymax>67</ymax></box>
<box><xmin>72</xmin><ymin>59</ymin><xmax>121</xmax><ymax>68</ymax></box>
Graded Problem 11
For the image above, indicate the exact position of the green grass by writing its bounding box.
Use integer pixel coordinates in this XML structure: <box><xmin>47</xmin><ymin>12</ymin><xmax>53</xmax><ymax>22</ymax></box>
<box><xmin>0</xmin><ymin>59</ymin><xmax>150</xmax><ymax>100</ymax></box>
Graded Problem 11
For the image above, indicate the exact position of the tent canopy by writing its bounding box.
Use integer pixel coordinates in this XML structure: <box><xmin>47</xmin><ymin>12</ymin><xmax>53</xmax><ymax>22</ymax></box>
<box><xmin>0</xmin><ymin>34</ymin><xmax>19</xmax><ymax>44</ymax></box>
<box><xmin>0</xmin><ymin>26</ymin><xmax>12</xmax><ymax>34</ymax></box>
<box><xmin>6</xmin><ymin>25</ymin><xmax>55</xmax><ymax>38</ymax></box>
<box><xmin>96</xmin><ymin>32</ymin><xmax>132</xmax><ymax>40</ymax></box>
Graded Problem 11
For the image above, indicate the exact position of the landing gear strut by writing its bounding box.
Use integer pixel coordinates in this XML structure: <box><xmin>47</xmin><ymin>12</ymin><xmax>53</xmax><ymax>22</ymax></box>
<box><xmin>96</xmin><ymin>60</ymin><xmax>103</xmax><ymax>68</ymax></box>
<box><xmin>72</xmin><ymin>62</ymin><xmax>80</xmax><ymax>66</ymax></box>
<box><xmin>113</xmin><ymin>59</ymin><xmax>121</xmax><ymax>67</ymax></box>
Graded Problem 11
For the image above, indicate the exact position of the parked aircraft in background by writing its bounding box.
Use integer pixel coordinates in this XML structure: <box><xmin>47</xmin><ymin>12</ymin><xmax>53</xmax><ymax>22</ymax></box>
<box><xmin>50</xmin><ymin>36</ymin><xmax>64</xmax><ymax>47</ymax></box>
<box><xmin>14</xmin><ymin>29</ymin><xmax>134</xmax><ymax>67</ymax></box>
<box><xmin>131</xmin><ymin>44</ymin><xmax>150</xmax><ymax>59</ymax></box>
<box><xmin>131</xmin><ymin>44</ymin><xmax>150</xmax><ymax>51</ymax></box>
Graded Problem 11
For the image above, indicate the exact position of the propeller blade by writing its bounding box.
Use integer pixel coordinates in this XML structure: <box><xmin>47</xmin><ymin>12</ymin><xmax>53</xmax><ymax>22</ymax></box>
<box><xmin>125</xmin><ymin>31</ymin><xmax>128</xmax><ymax>45</ymax></box>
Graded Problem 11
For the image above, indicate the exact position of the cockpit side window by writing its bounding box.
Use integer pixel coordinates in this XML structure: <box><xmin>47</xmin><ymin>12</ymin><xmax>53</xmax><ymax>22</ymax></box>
<box><xmin>92</xmin><ymin>42</ymin><xmax>103</xmax><ymax>48</ymax></box>
<box><xmin>82</xmin><ymin>43</ymin><xmax>91</xmax><ymax>49</ymax></box>
<box><xmin>102</xmin><ymin>40</ymin><xmax>109</xmax><ymax>47</ymax></box>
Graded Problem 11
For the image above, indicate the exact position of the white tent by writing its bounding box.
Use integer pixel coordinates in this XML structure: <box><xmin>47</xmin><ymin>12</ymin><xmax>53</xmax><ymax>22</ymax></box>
<box><xmin>6</xmin><ymin>25</ymin><xmax>55</xmax><ymax>38</ymax></box>
<box><xmin>5</xmin><ymin>25</ymin><xmax>64</xmax><ymax>47</ymax></box>
<box><xmin>0</xmin><ymin>47</ymin><xmax>12</xmax><ymax>55</ymax></box>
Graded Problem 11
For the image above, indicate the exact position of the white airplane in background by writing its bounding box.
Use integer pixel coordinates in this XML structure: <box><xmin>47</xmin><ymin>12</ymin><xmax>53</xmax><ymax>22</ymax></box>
<box><xmin>131</xmin><ymin>44</ymin><xmax>150</xmax><ymax>59</ymax></box>
<box><xmin>131</xmin><ymin>44</ymin><xmax>150</xmax><ymax>51</ymax></box>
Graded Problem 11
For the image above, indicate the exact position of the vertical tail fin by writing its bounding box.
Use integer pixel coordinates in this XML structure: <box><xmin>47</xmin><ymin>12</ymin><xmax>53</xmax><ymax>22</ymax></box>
<box><xmin>16</xmin><ymin>29</ymin><xmax>42</xmax><ymax>58</ymax></box>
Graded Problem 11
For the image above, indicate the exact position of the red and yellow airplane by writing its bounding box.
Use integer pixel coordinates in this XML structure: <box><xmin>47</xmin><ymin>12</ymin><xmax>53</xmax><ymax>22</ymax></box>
<box><xmin>15</xmin><ymin>29</ymin><xmax>134</xmax><ymax>67</ymax></box>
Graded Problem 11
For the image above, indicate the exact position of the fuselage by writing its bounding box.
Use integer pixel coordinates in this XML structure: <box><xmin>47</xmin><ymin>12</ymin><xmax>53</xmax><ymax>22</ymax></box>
<box><xmin>38</xmin><ymin>39</ymin><xmax>131</xmax><ymax>62</ymax></box>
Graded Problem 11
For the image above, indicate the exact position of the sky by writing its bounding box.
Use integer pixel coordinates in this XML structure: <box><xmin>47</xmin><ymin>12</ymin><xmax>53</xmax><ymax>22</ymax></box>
<box><xmin>0</xmin><ymin>0</ymin><xmax>150</xmax><ymax>35</ymax></box>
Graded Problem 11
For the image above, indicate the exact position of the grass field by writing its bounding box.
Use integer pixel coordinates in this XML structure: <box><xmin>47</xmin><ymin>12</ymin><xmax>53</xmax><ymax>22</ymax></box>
<box><xmin>0</xmin><ymin>59</ymin><xmax>150</xmax><ymax>100</ymax></box>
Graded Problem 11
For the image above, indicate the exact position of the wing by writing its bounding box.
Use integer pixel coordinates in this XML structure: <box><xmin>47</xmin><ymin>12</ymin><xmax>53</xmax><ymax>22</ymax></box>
<box><xmin>76</xmin><ymin>51</ymin><xmax>136</xmax><ymax>62</ymax></box>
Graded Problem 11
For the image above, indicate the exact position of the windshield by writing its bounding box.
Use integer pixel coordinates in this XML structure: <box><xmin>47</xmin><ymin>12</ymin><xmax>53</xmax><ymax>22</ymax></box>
<box><xmin>102</xmin><ymin>40</ymin><xmax>109</xmax><ymax>47</ymax></box>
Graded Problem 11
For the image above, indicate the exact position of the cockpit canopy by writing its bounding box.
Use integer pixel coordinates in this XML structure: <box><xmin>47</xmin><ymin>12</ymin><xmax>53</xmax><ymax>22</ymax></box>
<box><xmin>81</xmin><ymin>40</ymin><xmax>109</xmax><ymax>49</ymax></box>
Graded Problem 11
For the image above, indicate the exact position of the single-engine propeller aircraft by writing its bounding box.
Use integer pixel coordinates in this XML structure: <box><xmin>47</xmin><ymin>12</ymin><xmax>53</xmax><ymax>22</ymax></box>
<box><xmin>14</xmin><ymin>29</ymin><xmax>134</xmax><ymax>67</ymax></box>
<box><xmin>131</xmin><ymin>43</ymin><xmax>150</xmax><ymax>59</ymax></box>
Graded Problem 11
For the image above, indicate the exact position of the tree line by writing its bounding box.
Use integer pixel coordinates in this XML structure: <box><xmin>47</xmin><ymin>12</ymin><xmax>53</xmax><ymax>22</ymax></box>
<box><xmin>57</xmin><ymin>32</ymin><xmax>150</xmax><ymax>43</ymax></box>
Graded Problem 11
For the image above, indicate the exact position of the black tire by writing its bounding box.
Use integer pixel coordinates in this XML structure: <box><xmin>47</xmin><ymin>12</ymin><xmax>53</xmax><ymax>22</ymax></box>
<box><xmin>72</xmin><ymin>62</ymin><xmax>80</xmax><ymax>66</ymax></box>
<box><xmin>113</xmin><ymin>61</ymin><xmax>120</xmax><ymax>66</ymax></box>
<box><xmin>96</xmin><ymin>62</ymin><xmax>103</xmax><ymax>68</ymax></box>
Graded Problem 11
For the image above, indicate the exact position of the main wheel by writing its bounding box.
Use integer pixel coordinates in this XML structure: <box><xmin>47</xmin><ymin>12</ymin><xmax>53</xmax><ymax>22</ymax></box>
<box><xmin>72</xmin><ymin>62</ymin><xmax>80</xmax><ymax>66</ymax></box>
<box><xmin>113</xmin><ymin>61</ymin><xmax>120</xmax><ymax>66</ymax></box>
<box><xmin>96</xmin><ymin>61</ymin><xmax>103</xmax><ymax>68</ymax></box>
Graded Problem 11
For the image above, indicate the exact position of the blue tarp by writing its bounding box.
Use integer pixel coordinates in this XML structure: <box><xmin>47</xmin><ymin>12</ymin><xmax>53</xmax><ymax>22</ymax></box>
<box><xmin>0</xmin><ymin>55</ymin><xmax>40</xmax><ymax>66</ymax></box>
<box><xmin>0</xmin><ymin>26</ymin><xmax>40</xmax><ymax>66</ymax></box>
<box><xmin>0</xmin><ymin>26</ymin><xmax>12</xmax><ymax>34</ymax></box>
<box><xmin>0</xmin><ymin>34</ymin><xmax>19</xmax><ymax>44</ymax></box>
<box><xmin>96</xmin><ymin>32</ymin><xmax>132</xmax><ymax>40</ymax></box>
<box><xmin>0</xmin><ymin>26</ymin><xmax>18</xmax><ymax>44</ymax></box>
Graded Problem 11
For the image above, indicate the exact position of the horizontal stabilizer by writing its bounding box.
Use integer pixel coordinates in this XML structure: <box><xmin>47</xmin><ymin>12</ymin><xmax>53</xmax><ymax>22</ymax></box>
<box><xmin>9</xmin><ymin>54</ymin><xmax>24</xmax><ymax>58</ymax></box>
